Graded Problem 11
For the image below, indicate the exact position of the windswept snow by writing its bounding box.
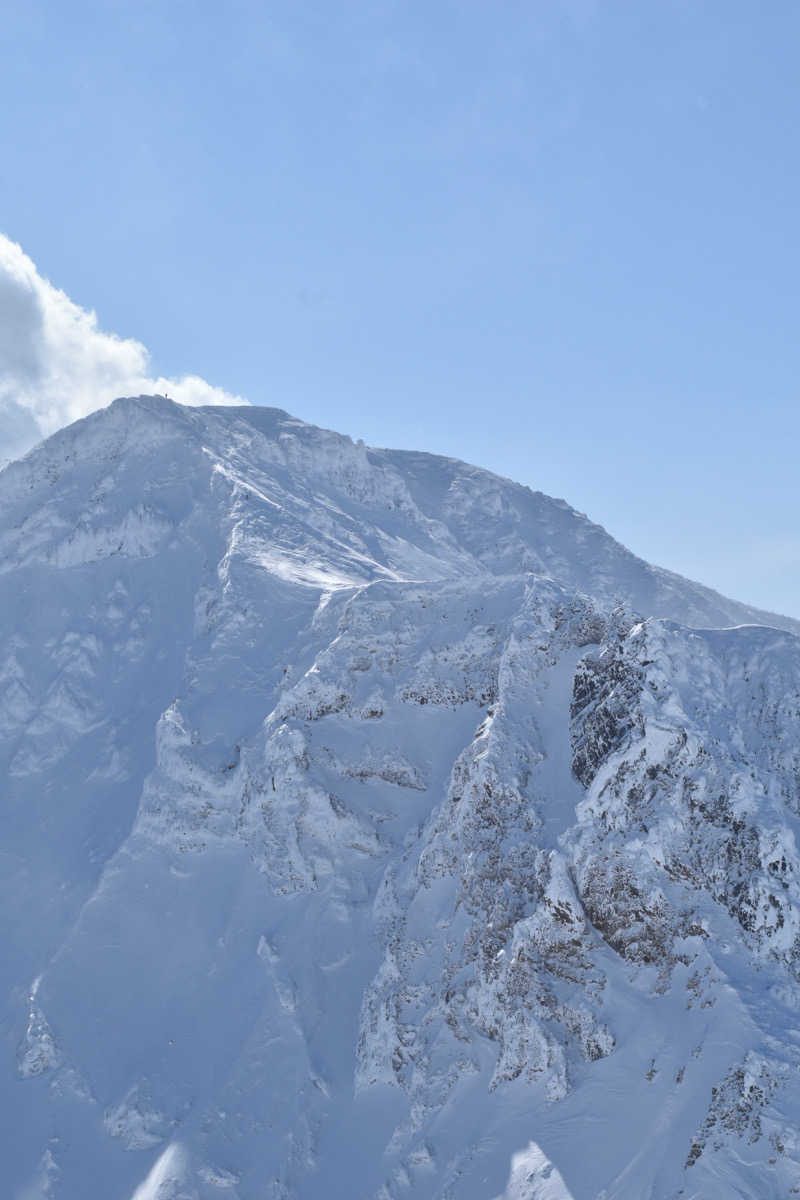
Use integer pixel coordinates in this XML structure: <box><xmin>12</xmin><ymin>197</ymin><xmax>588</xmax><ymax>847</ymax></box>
<box><xmin>1</xmin><ymin>396</ymin><xmax>800</xmax><ymax>1199</ymax></box>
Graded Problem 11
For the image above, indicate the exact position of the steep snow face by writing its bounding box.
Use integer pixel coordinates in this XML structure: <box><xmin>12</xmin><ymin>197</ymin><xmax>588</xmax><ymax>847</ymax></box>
<box><xmin>2</xmin><ymin>396</ymin><xmax>800</xmax><ymax>1200</ymax></box>
<box><xmin>2</xmin><ymin>394</ymin><xmax>797</xmax><ymax>627</ymax></box>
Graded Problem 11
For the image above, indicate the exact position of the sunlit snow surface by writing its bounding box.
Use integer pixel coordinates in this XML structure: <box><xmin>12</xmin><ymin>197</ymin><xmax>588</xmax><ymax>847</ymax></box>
<box><xmin>2</xmin><ymin>396</ymin><xmax>800</xmax><ymax>1198</ymax></box>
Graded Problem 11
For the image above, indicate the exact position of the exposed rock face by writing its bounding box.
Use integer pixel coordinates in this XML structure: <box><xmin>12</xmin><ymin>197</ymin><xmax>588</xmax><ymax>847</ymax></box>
<box><xmin>2</xmin><ymin>396</ymin><xmax>800</xmax><ymax>1199</ymax></box>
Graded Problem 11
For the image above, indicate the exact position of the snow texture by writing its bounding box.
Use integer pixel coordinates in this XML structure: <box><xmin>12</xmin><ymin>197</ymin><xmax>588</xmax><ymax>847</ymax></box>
<box><xmin>2</xmin><ymin>395</ymin><xmax>800</xmax><ymax>1198</ymax></box>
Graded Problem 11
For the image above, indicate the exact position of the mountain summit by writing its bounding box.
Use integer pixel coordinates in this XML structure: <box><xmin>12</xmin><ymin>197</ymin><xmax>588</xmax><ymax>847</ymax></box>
<box><xmin>3</xmin><ymin>397</ymin><xmax>800</xmax><ymax>1199</ymax></box>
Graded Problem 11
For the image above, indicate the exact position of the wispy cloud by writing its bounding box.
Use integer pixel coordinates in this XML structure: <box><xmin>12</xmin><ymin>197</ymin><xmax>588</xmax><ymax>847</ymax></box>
<box><xmin>0</xmin><ymin>234</ymin><xmax>245</xmax><ymax>462</ymax></box>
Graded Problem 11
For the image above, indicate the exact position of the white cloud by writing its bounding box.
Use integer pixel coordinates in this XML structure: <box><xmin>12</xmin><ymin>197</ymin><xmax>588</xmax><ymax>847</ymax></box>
<box><xmin>0</xmin><ymin>234</ymin><xmax>246</xmax><ymax>463</ymax></box>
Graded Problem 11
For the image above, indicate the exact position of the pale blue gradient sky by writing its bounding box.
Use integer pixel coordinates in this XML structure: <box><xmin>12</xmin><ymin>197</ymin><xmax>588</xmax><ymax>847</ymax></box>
<box><xmin>2</xmin><ymin>1</ymin><xmax>799</xmax><ymax>616</ymax></box>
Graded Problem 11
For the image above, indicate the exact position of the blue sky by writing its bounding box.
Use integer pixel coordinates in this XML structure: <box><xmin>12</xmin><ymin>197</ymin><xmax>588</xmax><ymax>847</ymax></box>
<box><xmin>1</xmin><ymin>0</ymin><xmax>799</xmax><ymax>616</ymax></box>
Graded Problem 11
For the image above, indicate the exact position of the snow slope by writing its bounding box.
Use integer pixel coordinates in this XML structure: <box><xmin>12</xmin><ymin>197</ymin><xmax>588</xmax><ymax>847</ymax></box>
<box><xmin>2</xmin><ymin>395</ymin><xmax>799</xmax><ymax>1199</ymax></box>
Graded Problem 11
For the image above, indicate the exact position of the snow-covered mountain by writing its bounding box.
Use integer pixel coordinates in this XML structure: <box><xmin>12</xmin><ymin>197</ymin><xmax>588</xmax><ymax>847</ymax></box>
<box><xmin>2</xmin><ymin>395</ymin><xmax>800</xmax><ymax>1199</ymax></box>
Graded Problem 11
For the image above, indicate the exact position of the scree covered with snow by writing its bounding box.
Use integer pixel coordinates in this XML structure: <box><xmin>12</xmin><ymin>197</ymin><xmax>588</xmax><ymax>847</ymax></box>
<box><xmin>2</xmin><ymin>395</ymin><xmax>800</xmax><ymax>1199</ymax></box>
